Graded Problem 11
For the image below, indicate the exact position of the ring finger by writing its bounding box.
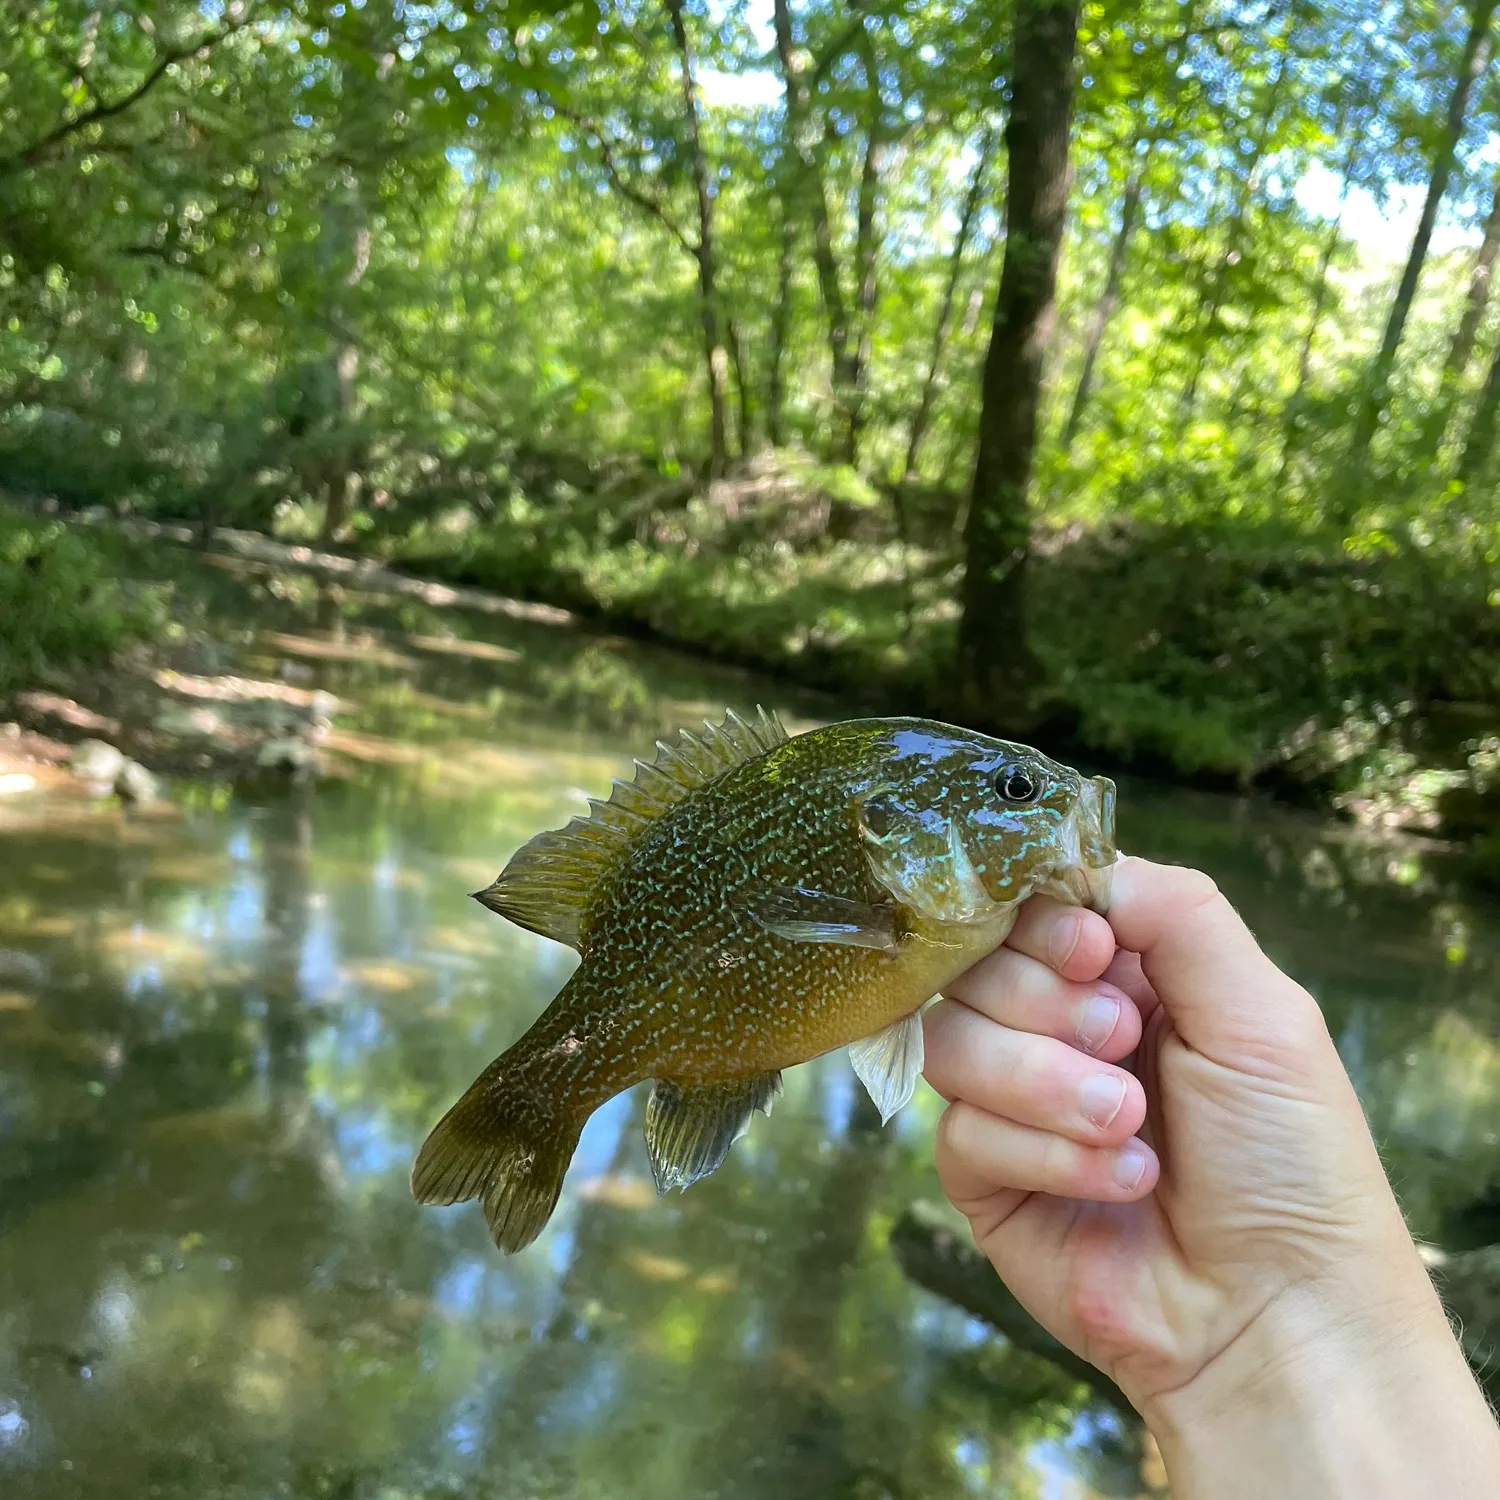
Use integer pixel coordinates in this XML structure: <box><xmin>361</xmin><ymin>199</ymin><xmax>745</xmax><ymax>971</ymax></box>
<box><xmin>944</xmin><ymin>947</ymin><xmax>1142</xmax><ymax>1062</ymax></box>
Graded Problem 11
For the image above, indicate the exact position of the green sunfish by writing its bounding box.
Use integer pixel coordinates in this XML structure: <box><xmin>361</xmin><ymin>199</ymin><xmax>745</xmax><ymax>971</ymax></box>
<box><xmin>412</xmin><ymin>710</ymin><xmax>1118</xmax><ymax>1251</ymax></box>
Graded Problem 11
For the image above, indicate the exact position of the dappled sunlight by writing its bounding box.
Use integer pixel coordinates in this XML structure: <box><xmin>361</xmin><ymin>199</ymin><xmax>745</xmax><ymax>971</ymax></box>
<box><xmin>624</xmin><ymin>1251</ymin><xmax>694</xmax><ymax>1284</ymax></box>
<box><xmin>406</xmin><ymin>633</ymin><xmax>522</xmax><ymax>665</ymax></box>
<box><xmin>264</xmin><ymin>630</ymin><xmax>419</xmax><ymax>670</ymax></box>
<box><xmin>14</xmin><ymin>691</ymin><xmax>119</xmax><ymax>736</ymax></box>
<box><xmin>575</xmin><ymin>1174</ymin><xmax>657</xmax><ymax>1211</ymax></box>
<box><xmin>99</xmin><ymin>924</ymin><xmax>212</xmax><ymax>979</ymax></box>
<box><xmin>340</xmin><ymin>958</ymin><xmax>431</xmax><ymax>996</ymax></box>
<box><xmin>420</xmin><ymin>923</ymin><xmax>500</xmax><ymax>959</ymax></box>
<box><xmin>321</xmin><ymin>727</ymin><xmax>430</xmax><ymax>766</ymax></box>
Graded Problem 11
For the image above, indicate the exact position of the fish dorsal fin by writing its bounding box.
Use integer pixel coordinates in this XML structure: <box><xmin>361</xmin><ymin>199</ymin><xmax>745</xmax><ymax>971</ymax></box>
<box><xmin>474</xmin><ymin>706</ymin><xmax>789</xmax><ymax>950</ymax></box>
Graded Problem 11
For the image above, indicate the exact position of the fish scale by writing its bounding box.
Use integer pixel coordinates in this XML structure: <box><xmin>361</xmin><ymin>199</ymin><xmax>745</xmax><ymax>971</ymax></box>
<box><xmin>411</xmin><ymin>709</ymin><xmax>1117</xmax><ymax>1252</ymax></box>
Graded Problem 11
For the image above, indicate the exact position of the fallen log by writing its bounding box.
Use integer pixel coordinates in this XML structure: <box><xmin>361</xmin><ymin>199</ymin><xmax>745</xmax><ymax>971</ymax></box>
<box><xmin>890</xmin><ymin>1201</ymin><xmax>1132</xmax><ymax>1413</ymax></box>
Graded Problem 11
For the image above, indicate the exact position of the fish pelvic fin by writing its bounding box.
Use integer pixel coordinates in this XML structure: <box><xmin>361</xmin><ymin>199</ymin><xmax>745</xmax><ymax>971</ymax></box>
<box><xmin>848</xmin><ymin>1010</ymin><xmax>924</xmax><ymax>1124</ymax></box>
<box><xmin>645</xmin><ymin>1072</ymin><xmax>782</xmax><ymax>1193</ymax></box>
<box><xmin>411</xmin><ymin>1061</ymin><xmax>583</xmax><ymax>1254</ymax></box>
<box><xmin>474</xmin><ymin>705</ymin><xmax>789</xmax><ymax>951</ymax></box>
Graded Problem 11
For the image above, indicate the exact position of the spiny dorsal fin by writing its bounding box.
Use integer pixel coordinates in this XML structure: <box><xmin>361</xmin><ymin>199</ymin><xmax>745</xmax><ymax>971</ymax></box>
<box><xmin>474</xmin><ymin>705</ymin><xmax>789</xmax><ymax>950</ymax></box>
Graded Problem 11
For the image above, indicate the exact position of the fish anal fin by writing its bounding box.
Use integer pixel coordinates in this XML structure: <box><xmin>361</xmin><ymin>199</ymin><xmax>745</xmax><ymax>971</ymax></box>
<box><xmin>848</xmin><ymin>1010</ymin><xmax>924</xmax><ymax>1124</ymax></box>
<box><xmin>645</xmin><ymin>1072</ymin><xmax>782</xmax><ymax>1193</ymax></box>
<box><xmin>474</xmin><ymin>706</ymin><xmax>790</xmax><ymax>951</ymax></box>
<box><xmin>743</xmin><ymin>886</ymin><xmax>901</xmax><ymax>952</ymax></box>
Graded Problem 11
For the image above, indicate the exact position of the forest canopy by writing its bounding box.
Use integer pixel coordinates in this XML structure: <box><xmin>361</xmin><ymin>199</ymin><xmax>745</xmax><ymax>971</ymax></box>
<box><xmin>3</xmin><ymin>0</ymin><xmax>1500</xmax><ymax>815</ymax></box>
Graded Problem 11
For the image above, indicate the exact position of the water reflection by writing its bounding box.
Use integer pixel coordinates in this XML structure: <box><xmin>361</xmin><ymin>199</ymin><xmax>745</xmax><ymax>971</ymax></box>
<box><xmin>0</xmin><ymin>542</ymin><xmax>1498</xmax><ymax>1497</ymax></box>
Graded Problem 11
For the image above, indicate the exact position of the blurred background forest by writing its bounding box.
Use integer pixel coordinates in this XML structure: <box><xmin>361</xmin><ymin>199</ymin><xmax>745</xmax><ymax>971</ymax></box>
<box><xmin>4</xmin><ymin>0</ymin><xmax>1500</xmax><ymax>849</ymax></box>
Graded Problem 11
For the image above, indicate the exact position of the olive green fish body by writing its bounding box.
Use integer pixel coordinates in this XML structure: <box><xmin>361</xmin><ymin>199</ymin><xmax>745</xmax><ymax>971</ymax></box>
<box><xmin>412</xmin><ymin>711</ymin><xmax>1117</xmax><ymax>1252</ymax></box>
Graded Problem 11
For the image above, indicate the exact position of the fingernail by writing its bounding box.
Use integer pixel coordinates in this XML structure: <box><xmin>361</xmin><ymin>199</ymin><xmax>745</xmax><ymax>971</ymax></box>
<box><xmin>1113</xmin><ymin>1142</ymin><xmax>1149</xmax><ymax>1192</ymax></box>
<box><xmin>1048</xmin><ymin>911</ymin><xmax>1082</xmax><ymax>971</ymax></box>
<box><xmin>1075</xmin><ymin>993</ymin><xmax>1120</xmax><ymax>1054</ymax></box>
<box><xmin>1079</xmin><ymin>1074</ymin><xmax>1126</xmax><ymax>1131</ymax></box>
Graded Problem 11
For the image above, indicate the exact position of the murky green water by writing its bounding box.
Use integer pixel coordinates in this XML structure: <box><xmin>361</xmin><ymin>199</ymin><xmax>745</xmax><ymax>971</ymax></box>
<box><xmin>2</xmin><ymin>545</ymin><xmax>1499</xmax><ymax>1499</ymax></box>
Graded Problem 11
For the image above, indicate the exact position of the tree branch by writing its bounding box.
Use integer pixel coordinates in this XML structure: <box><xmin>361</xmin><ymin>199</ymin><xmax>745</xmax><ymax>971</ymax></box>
<box><xmin>4</xmin><ymin>6</ymin><xmax>254</xmax><ymax>172</ymax></box>
<box><xmin>811</xmin><ymin>14</ymin><xmax>866</xmax><ymax>87</ymax></box>
<box><xmin>549</xmin><ymin>100</ymin><xmax>696</xmax><ymax>257</ymax></box>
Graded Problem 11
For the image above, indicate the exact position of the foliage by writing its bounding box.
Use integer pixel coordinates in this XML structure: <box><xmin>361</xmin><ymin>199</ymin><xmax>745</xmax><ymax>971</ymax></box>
<box><xmin>0</xmin><ymin>510</ymin><xmax>168</xmax><ymax>696</ymax></box>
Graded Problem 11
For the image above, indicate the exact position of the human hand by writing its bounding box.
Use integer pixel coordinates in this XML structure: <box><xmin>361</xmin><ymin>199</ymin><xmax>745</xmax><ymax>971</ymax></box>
<box><xmin>923</xmin><ymin>855</ymin><xmax>1500</xmax><ymax>1497</ymax></box>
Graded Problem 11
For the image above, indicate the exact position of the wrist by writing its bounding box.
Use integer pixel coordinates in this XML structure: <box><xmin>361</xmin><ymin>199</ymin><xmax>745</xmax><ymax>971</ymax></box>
<box><xmin>1146</xmin><ymin>1263</ymin><xmax>1500</xmax><ymax>1500</ymax></box>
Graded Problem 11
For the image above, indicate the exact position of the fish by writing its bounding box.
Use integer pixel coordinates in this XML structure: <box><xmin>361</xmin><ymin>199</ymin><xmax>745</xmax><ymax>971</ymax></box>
<box><xmin>411</xmin><ymin>709</ymin><xmax>1118</xmax><ymax>1252</ymax></box>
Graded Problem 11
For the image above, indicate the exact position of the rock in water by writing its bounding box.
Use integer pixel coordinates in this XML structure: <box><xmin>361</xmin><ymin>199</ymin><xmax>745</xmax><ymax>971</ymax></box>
<box><xmin>411</xmin><ymin>709</ymin><xmax>1118</xmax><ymax>1253</ymax></box>
<box><xmin>70</xmin><ymin>739</ymin><xmax>126</xmax><ymax>786</ymax></box>
<box><xmin>256</xmin><ymin>736</ymin><xmax>318</xmax><ymax>777</ymax></box>
<box><xmin>116</xmin><ymin>760</ymin><xmax>159</xmax><ymax>804</ymax></box>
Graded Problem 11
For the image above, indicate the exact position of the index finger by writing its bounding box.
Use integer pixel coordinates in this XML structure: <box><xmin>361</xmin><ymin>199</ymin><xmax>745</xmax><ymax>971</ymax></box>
<box><xmin>1005</xmin><ymin>895</ymin><xmax>1116</xmax><ymax>983</ymax></box>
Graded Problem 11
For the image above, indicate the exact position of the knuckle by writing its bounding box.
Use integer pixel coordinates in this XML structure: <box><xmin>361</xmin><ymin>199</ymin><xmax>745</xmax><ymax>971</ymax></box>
<box><xmin>1039</xmin><ymin>1129</ymin><xmax>1083</xmax><ymax>1187</ymax></box>
<box><xmin>993</xmin><ymin>1033</ymin><xmax>1041</xmax><ymax>1096</ymax></box>
<box><xmin>935</xmin><ymin>1100</ymin><xmax>978</xmax><ymax>1164</ymax></box>
<box><xmin>1175</xmin><ymin>866</ymin><xmax>1223</xmax><ymax>913</ymax></box>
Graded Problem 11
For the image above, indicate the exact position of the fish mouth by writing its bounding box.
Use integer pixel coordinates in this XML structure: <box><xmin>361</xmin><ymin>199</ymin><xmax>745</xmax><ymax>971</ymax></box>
<box><xmin>1036</xmin><ymin>775</ymin><xmax>1118</xmax><ymax>914</ymax></box>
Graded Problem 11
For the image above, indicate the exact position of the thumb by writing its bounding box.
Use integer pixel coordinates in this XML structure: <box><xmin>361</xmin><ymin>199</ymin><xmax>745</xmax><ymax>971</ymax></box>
<box><xmin>1105</xmin><ymin>856</ymin><xmax>1328</xmax><ymax>1069</ymax></box>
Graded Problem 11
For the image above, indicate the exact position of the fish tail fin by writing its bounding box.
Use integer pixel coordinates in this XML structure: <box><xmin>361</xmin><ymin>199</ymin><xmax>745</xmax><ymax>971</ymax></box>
<box><xmin>411</xmin><ymin>1061</ymin><xmax>583</xmax><ymax>1254</ymax></box>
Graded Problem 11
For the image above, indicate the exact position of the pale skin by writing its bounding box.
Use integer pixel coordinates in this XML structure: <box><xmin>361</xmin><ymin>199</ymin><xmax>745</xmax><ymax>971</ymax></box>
<box><xmin>922</xmin><ymin>854</ymin><xmax>1500</xmax><ymax>1498</ymax></box>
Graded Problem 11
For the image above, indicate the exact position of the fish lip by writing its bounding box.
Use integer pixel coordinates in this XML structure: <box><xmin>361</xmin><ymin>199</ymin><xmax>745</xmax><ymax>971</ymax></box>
<box><xmin>1082</xmin><ymin>858</ymin><xmax>1115</xmax><ymax>915</ymax></box>
<box><xmin>1075</xmin><ymin>776</ymin><xmax>1117</xmax><ymax>913</ymax></box>
<box><xmin>1034</xmin><ymin>779</ymin><xmax>1118</xmax><ymax>914</ymax></box>
<box><xmin>1035</xmin><ymin>859</ymin><xmax>1114</xmax><ymax>914</ymax></box>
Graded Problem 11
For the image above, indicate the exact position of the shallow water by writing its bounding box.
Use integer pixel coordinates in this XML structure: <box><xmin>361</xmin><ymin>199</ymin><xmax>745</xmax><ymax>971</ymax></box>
<box><xmin>2</xmin><ymin>545</ymin><xmax>1498</xmax><ymax>1499</ymax></box>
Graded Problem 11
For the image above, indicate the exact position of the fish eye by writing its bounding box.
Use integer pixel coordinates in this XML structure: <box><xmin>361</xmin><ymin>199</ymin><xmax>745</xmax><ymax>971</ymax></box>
<box><xmin>994</xmin><ymin>767</ymin><xmax>1038</xmax><ymax>804</ymax></box>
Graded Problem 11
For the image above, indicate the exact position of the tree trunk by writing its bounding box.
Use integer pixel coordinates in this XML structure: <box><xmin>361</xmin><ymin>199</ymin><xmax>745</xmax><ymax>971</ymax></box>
<box><xmin>1278</xmin><ymin>130</ymin><xmax>1360</xmax><ymax>479</ymax></box>
<box><xmin>319</xmin><ymin>343</ymin><xmax>361</xmax><ymax>543</ymax></box>
<box><xmin>838</xmin><ymin>114</ymin><xmax>886</xmax><ymax>464</ymax></box>
<box><xmin>958</xmin><ymin>0</ymin><xmax>1081</xmax><ymax>720</ymax></box>
<box><xmin>767</xmin><ymin>201</ymin><xmax>795</xmax><ymax>447</ymax></box>
<box><xmin>727</xmin><ymin>314</ymin><xmax>753</xmax><ymax>457</ymax></box>
<box><xmin>1426</xmin><ymin>163</ymin><xmax>1500</xmax><ymax>452</ymax></box>
<box><xmin>1062</xmin><ymin>149</ymin><xmax>1144</xmax><ymax>449</ymax></box>
<box><xmin>901</xmin><ymin>124</ymin><xmax>996</xmax><ymax>488</ymax></box>
<box><xmin>773</xmin><ymin>0</ymin><xmax>855</xmax><ymax>457</ymax></box>
<box><xmin>1347</xmin><ymin>0</ymin><xmax>1496</xmax><ymax>473</ymax></box>
<box><xmin>1457</xmin><ymin>332</ymin><xmax>1500</xmax><ymax>485</ymax></box>
<box><xmin>320</xmin><ymin>204</ymin><xmax>369</xmax><ymax>545</ymax></box>
<box><xmin>666</xmin><ymin>0</ymin><xmax>730</xmax><ymax>479</ymax></box>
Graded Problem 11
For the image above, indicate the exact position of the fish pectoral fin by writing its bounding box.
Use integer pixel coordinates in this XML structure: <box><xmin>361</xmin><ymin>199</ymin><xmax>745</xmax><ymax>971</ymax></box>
<box><xmin>863</xmin><ymin>813</ymin><xmax>1000</xmax><ymax>926</ymax></box>
<box><xmin>742</xmin><ymin>886</ymin><xmax>901</xmax><ymax>952</ymax></box>
<box><xmin>645</xmin><ymin>1072</ymin><xmax>782</xmax><ymax>1194</ymax></box>
<box><xmin>848</xmin><ymin>1010</ymin><xmax>924</xmax><ymax>1125</ymax></box>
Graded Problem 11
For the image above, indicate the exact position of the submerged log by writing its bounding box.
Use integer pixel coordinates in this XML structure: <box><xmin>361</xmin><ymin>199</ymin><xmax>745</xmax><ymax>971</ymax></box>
<box><xmin>896</xmin><ymin>1207</ymin><xmax>1500</xmax><ymax>1410</ymax></box>
<box><xmin>890</xmin><ymin>1201</ymin><xmax>1132</xmax><ymax>1413</ymax></box>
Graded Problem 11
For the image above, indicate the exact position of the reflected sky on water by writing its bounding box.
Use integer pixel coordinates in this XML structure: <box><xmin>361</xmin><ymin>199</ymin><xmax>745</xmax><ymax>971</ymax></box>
<box><xmin>1</xmin><ymin>546</ymin><xmax>1498</xmax><ymax>1499</ymax></box>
